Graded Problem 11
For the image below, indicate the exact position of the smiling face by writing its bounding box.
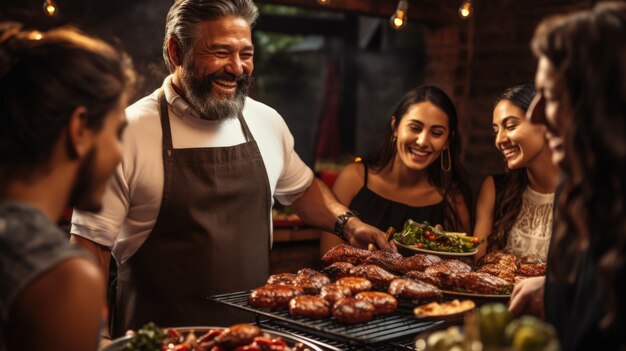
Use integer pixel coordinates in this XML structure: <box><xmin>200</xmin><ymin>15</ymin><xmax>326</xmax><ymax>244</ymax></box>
<box><xmin>392</xmin><ymin>101</ymin><xmax>450</xmax><ymax>172</ymax></box>
<box><xmin>528</xmin><ymin>56</ymin><xmax>569</xmax><ymax>165</ymax></box>
<box><xmin>179</xmin><ymin>15</ymin><xmax>254</xmax><ymax>120</ymax></box>
<box><xmin>492</xmin><ymin>99</ymin><xmax>548</xmax><ymax>170</ymax></box>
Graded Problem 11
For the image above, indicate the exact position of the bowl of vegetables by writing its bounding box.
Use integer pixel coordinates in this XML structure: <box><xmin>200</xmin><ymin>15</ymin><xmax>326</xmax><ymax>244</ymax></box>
<box><xmin>393</xmin><ymin>220</ymin><xmax>482</xmax><ymax>257</ymax></box>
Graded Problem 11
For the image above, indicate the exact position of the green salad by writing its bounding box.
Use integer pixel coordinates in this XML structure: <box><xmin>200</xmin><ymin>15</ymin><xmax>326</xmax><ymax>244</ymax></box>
<box><xmin>393</xmin><ymin>219</ymin><xmax>482</xmax><ymax>253</ymax></box>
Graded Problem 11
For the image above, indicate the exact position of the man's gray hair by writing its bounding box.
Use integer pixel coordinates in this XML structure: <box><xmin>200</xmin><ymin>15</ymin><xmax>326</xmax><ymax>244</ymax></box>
<box><xmin>162</xmin><ymin>0</ymin><xmax>259</xmax><ymax>73</ymax></box>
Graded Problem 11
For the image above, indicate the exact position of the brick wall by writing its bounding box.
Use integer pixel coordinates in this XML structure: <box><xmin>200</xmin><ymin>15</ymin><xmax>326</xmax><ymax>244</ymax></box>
<box><xmin>422</xmin><ymin>0</ymin><xmax>594</xmax><ymax>193</ymax></box>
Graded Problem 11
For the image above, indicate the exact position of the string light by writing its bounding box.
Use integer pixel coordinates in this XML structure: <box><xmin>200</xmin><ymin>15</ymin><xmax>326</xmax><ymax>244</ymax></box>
<box><xmin>390</xmin><ymin>0</ymin><xmax>409</xmax><ymax>30</ymax></box>
<box><xmin>317</xmin><ymin>0</ymin><xmax>331</xmax><ymax>5</ymax></box>
<box><xmin>458</xmin><ymin>0</ymin><xmax>473</xmax><ymax>19</ymax></box>
<box><xmin>43</xmin><ymin>0</ymin><xmax>58</xmax><ymax>16</ymax></box>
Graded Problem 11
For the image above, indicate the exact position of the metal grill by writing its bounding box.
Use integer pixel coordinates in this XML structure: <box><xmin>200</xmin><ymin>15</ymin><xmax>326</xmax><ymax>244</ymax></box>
<box><xmin>211</xmin><ymin>290</ymin><xmax>443</xmax><ymax>347</ymax></box>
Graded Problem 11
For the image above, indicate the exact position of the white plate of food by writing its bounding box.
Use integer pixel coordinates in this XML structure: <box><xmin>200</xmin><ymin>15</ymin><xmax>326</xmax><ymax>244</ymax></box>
<box><xmin>395</xmin><ymin>240</ymin><xmax>478</xmax><ymax>257</ymax></box>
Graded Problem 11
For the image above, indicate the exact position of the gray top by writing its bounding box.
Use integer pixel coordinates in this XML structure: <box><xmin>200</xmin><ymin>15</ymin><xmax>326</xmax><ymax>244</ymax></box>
<box><xmin>0</xmin><ymin>201</ymin><xmax>89</xmax><ymax>349</ymax></box>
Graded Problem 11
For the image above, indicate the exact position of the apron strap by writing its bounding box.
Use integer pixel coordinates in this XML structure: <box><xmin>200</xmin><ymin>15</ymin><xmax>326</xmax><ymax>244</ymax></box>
<box><xmin>158</xmin><ymin>89</ymin><xmax>174</xmax><ymax>159</ymax></box>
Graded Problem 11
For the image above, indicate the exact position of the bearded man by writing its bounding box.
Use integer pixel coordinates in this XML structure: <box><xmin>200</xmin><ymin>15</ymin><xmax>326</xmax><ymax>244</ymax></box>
<box><xmin>69</xmin><ymin>0</ymin><xmax>392</xmax><ymax>339</ymax></box>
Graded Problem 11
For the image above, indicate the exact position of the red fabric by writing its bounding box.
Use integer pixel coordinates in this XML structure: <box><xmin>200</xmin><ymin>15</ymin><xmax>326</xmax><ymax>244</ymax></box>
<box><xmin>315</xmin><ymin>61</ymin><xmax>341</xmax><ymax>160</ymax></box>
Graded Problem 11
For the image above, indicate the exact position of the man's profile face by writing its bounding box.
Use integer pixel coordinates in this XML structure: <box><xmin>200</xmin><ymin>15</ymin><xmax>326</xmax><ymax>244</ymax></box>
<box><xmin>180</xmin><ymin>15</ymin><xmax>254</xmax><ymax>120</ymax></box>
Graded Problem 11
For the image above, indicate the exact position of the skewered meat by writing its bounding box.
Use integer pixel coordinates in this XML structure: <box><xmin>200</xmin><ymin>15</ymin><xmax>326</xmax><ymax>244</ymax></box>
<box><xmin>248</xmin><ymin>284</ymin><xmax>303</xmax><ymax>309</ymax></box>
<box><xmin>335</xmin><ymin>277</ymin><xmax>373</xmax><ymax>294</ymax></box>
<box><xmin>404</xmin><ymin>271</ymin><xmax>442</xmax><ymax>287</ymax></box>
<box><xmin>476</xmin><ymin>263</ymin><xmax>516</xmax><ymax>283</ymax></box>
<box><xmin>395</xmin><ymin>254</ymin><xmax>442</xmax><ymax>274</ymax></box>
<box><xmin>288</xmin><ymin>295</ymin><xmax>331</xmax><ymax>319</ymax></box>
<box><xmin>354</xmin><ymin>291</ymin><xmax>398</xmax><ymax>315</ymax></box>
<box><xmin>321</xmin><ymin>244</ymin><xmax>372</xmax><ymax>265</ymax></box>
<box><xmin>388</xmin><ymin>278</ymin><xmax>442</xmax><ymax>301</ymax></box>
<box><xmin>266</xmin><ymin>272</ymin><xmax>297</xmax><ymax>285</ymax></box>
<box><xmin>320</xmin><ymin>262</ymin><xmax>355</xmax><ymax>279</ymax></box>
<box><xmin>213</xmin><ymin>324</ymin><xmax>262</xmax><ymax>348</ymax></box>
<box><xmin>520</xmin><ymin>254</ymin><xmax>545</xmax><ymax>265</ymax></box>
<box><xmin>332</xmin><ymin>297</ymin><xmax>376</xmax><ymax>325</ymax></box>
<box><xmin>424</xmin><ymin>260</ymin><xmax>472</xmax><ymax>288</ymax></box>
<box><xmin>362</xmin><ymin>249</ymin><xmax>404</xmax><ymax>273</ymax></box>
<box><xmin>517</xmin><ymin>263</ymin><xmax>547</xmax><ymax>277</ymax></box>
<box><xmin>477</xmin><ymin>251</ymin><xmax>519</xmax><ymax>268</ymax></box>
<box><xmin>349</xmin><ymin>264</ymin><xmax>398</xmax><ymax>289</ymax></box>
<box><xmin>320</xmin><ymin>284</ymin><xmax>352</xmax><ymax>304</ymax></box>
<box><xmin>454</xmin><ymin>272</ymin><xmax>513</xmax><ymax>295</ymax></box>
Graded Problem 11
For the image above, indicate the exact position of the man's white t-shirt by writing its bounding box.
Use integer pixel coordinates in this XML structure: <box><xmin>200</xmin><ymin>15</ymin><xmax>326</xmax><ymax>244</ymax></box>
<box><xmin>71</xmin><ymin>76</ymin><xmax>314</xmax><ymax>264</ymax></box>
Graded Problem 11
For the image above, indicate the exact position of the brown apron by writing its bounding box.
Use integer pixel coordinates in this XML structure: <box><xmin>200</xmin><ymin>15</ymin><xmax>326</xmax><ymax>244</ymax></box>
<box><xmin>112</xmin><ymin>90</ymin><xmax>271</xmax><ymax>336</ymax></box>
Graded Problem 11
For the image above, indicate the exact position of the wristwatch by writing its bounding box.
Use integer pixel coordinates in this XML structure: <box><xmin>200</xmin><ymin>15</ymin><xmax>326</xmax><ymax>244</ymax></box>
<box><xmin>334</xmin><ymin>210</ymin><xmax>359</xmax><ymax>240</ymax></box>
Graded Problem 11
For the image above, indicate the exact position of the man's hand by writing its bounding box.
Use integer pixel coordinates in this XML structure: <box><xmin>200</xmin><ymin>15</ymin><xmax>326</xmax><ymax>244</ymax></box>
<box><xmin>343</xmin><ymin>217</ymin><xmax>396</xmax><ymax>251</ymax></box>
<box><xmin>508</xmin><ymin>276</ymin><xmax>545</xmax><ymax>319</ymax></box>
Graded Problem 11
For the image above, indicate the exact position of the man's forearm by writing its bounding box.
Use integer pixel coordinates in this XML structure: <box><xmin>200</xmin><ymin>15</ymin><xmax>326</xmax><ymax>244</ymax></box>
<box><xmin>290</xmin><ymin>178</ymin><xmax>347</xmax><ymax>232</ymax></box>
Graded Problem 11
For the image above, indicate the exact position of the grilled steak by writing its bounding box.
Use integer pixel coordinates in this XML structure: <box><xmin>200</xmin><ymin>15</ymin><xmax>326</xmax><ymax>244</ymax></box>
<box><xmin>477</xmin><ymin>251</ymin><xmax>519</xmax><ymax>269</ymax></box>
<box><xmin>388</xmin><ymin>278</ymin><xmax>442</xmax><ymax>301</ymax></box>
<box><xmin>335</xmin><ymin>277</ymin><xmax>373</xmax><ymax>294</ymax></box>
<box><xmin>476</xmin><ymin>263</ymin><xmax>516</xmax><ymax>283</ymax></box>
<box><xmin>355</xmin><ymin>291</ymin><xmax>398</xmax><ymax>315</ymax></box>
<box><xmin>424</xmin><ymin>259</ymin><xmax>472</xmax><ymax>288</ymax></box>
<box><xmin>266</xmin><ymin>273</ymin><xmax>297</xmax><ymax>285</ymax></box>
<box><xmin>454</xmin><ymin>272</ymin><xmax>513</xmax><ymax>295</ymax></box>
<box><xmin>349</xmin><ymin>264</ymin><xmax>399</xmax><ymax>289</ymax></box>
<box><xmin>405</xmin><ymin>270</ymin><xmax>442</xmax><ymax>287</ymax></box>
<box><xmin>363</xmin><ymin>249</ymin><xmax>404</xmax><ymax>273</ymax></box>
<box><xmin>289</xmin><ymin>295</ymin><xmax>331</xmax><ymax>319</ymax></box>
<box><xmin>332</xmin><ymin>297</ymin><xmax>375</xmax><ymax>325</ymax></box>
<box><xmin>396</xmin><ymin>254</ymin><xmax>442</xmax><ymax>274</ymax></box>
<box><xmin>321</xmin><ymin>244</ymin><xmax>372</xmax><ymax>265</ymax></box>
<box><xmin>248</xmin><ymin>284</ymin><xmax>303</xmax><ymax>309</ymax></box>
<box><xmin>517</xmin><ymin>262</ymin><xmax>547</xmax><ymax>277</ymax></box>
<box><xmin>320</xmin><ymin>284</ymin><xmax>352</xmax><ymax>304</ymax></box>
<box><xmin>320</xmin><ymin>262</ymin><xmax>355</xmax><ymax>279</ymax></box>
<box><xmin>520</xmin><ymin>254</ymin><xmax>545</xmax><ymax>265</ymax></box>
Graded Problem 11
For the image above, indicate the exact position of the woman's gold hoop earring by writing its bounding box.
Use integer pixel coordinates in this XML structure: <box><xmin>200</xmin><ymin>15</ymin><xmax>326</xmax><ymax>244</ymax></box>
<box><xmin>441</xmin><ymin>148</ymin><xmax>451</xmax><ymax>172</ymax></box>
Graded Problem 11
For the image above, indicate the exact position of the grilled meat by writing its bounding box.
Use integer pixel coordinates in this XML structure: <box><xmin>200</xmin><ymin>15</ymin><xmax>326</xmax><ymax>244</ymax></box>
<box><xmin>292</xmin><ymin>276</ymin><xmax>322</xmax><ymax>295</ymax></box>
<box><xmin>454</xmin><ymin>272</ymin><xmax>513</xmax><ymax>295</ymax></box>
<box><xmin>476</xmin><ymin>263</ymin><xmax>517</xmax><ymax>283</ymax></box>
<box><xmin>404</xmin><ymin>271</ymin><xmax>442</xmax><ymax>287</ymax></box>
<box><xmin>354</xmin><ymin>291</ymin><xmax>398</xmax><ymax>315</ymax></box>
<box><xmin>396</xmin><ymin>254</ymin><xmax>442</xmax><ymax>274</ymax></box>
<box><xmin>424</xmin><ymin>260</ymin><xmax>472</xmax><ymax>288</ymax></box>
<box><xmin>517</xmin><ymin>263</ymin><xmax>547</xmax><ymax>277</ymax></box>
<box><xmin>520</xmin><ymin>254</ymin><xmax>545</xmax><ymax>265</ymax></box>
<box><xmin>362</xmin><ymin>249</ymin><xmax>404</xmax><ymax>273</ymax></box>
<box><xmin>321</xmin><ymin>244</ymin><xmax>372</xmax><ymax>265</ymax></box>
<box><xmin>213</xmin><ymin>324</ymin><xmax>262</xmax><ymax>348</ymax></box>
<box><xmin>349</xmin><ymin>264</ymin><xmax>399</xmax><ymax>289</ymax></box>
<box><xmin>477</xmin><ymin>251</ymin><xmax>519</xmax><ymax>269</ymax></box>
<box><xmin>332</xmin><ymin>297</ymin><xmax>376</xmax><ymax>325</ymax></box>
<box><xmin>320</xmin><ymin>262</ymin><xmax>355</xmax><ymax>279</ymax></box>
<box><xmin>288</xmin><ymin>295</ymin><xmax>331</xmax><ymax>319</ymax></box>
<box><xmin>248</xmin><ymin>284</ymin><xmax>302</xmax><ymax>309</ymax></box>
<box><xmin>320</xmin><ymin>284</ymin><xmax>352</xmax><ymax>304</ymax></box>
<box><xmin>266</xmin><ymin>272</ymin><xmax>297</xmax><ymax>285</ymax></box>
<box><xmin>296</xmin><ymin>270</ymin><xmax>330</xmax><ymax>289</ymax></box>
<box><xmin>388</xmin><ymin>278</ymin><xmax>442</xmax><ymax>301</ymax></box>
<box><xmin>335</xmin><ymin>277</ymin><xmax>373</xmax><ymax>294</ymax></box>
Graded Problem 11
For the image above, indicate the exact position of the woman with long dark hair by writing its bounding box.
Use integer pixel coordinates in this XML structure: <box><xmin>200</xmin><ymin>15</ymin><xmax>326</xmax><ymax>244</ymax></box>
<box><xmin>509</xmin><ymin>2</ymin><xmax>626</xmax><ymax>349</ymax></box>
<box><xmin>320</xmin><ymin>85</ymin><xmax>471</xmax><ymax>254</ymax></box>
<box><xmin>473</xmin><ymin>84</ymin><xmax>559</xmax><ymax>260</ymax></box>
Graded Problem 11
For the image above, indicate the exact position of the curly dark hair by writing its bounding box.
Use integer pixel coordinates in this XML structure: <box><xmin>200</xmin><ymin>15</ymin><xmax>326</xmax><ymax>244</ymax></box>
<box><xmin>0</xmin><ymin>22</ymin><xmax>135</xmax><ymax>191</ymax></box>
<box><xmin>366</xmin><ymin>85</ymin><xmax>472</xmax><ymax>233</ymax></box>
<box><xmin>532</xmin><ymin>2</ymin><xmax>626</xmax><ymax>324</ymax></box>
<box><xmin>488</xmin><ymin>84</ymin><xmax>536</xmax><ymax>252</ymax></box>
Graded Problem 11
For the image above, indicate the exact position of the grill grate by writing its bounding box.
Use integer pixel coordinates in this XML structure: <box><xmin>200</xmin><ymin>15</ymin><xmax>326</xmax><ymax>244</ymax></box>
<box><xmin>211</xmin><ymin>290</ymin><xmax>443</xmax><ymax>347</ymax></box>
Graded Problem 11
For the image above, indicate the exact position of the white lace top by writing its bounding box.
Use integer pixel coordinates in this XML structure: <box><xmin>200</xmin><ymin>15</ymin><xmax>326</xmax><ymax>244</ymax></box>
<box><xmin>504</xmin><ymin>186</ymin><xmax>554</xmax><ymax>260</ymax></box>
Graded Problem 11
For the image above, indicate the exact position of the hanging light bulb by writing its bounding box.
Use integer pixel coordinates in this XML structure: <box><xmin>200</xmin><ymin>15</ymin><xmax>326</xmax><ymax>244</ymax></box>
<box><xmin>317</xmin><ymin>0</ymin><xmax>331</xmax><ymax>5</ymax></box>
<box><xmin>43</xmin><ymin>0</ymin><xmax>58</xmax><ymax>16</ymax></box>
<box><xmin>390</xmin><ymin>0</ymin><xmax>409</xmax><ymax>30</ymax></box>
<box><xmin>458</xmin><ymin>0</ymin><xmax>473</xmax><ymax>19</ymax></box>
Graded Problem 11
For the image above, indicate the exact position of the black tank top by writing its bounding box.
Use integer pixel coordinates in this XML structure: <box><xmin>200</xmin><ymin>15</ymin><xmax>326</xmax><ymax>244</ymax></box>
<box><xmin>348</xmin><ymin>163</ymin><xmax>445</xmax><ymax>232</ymax></box>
